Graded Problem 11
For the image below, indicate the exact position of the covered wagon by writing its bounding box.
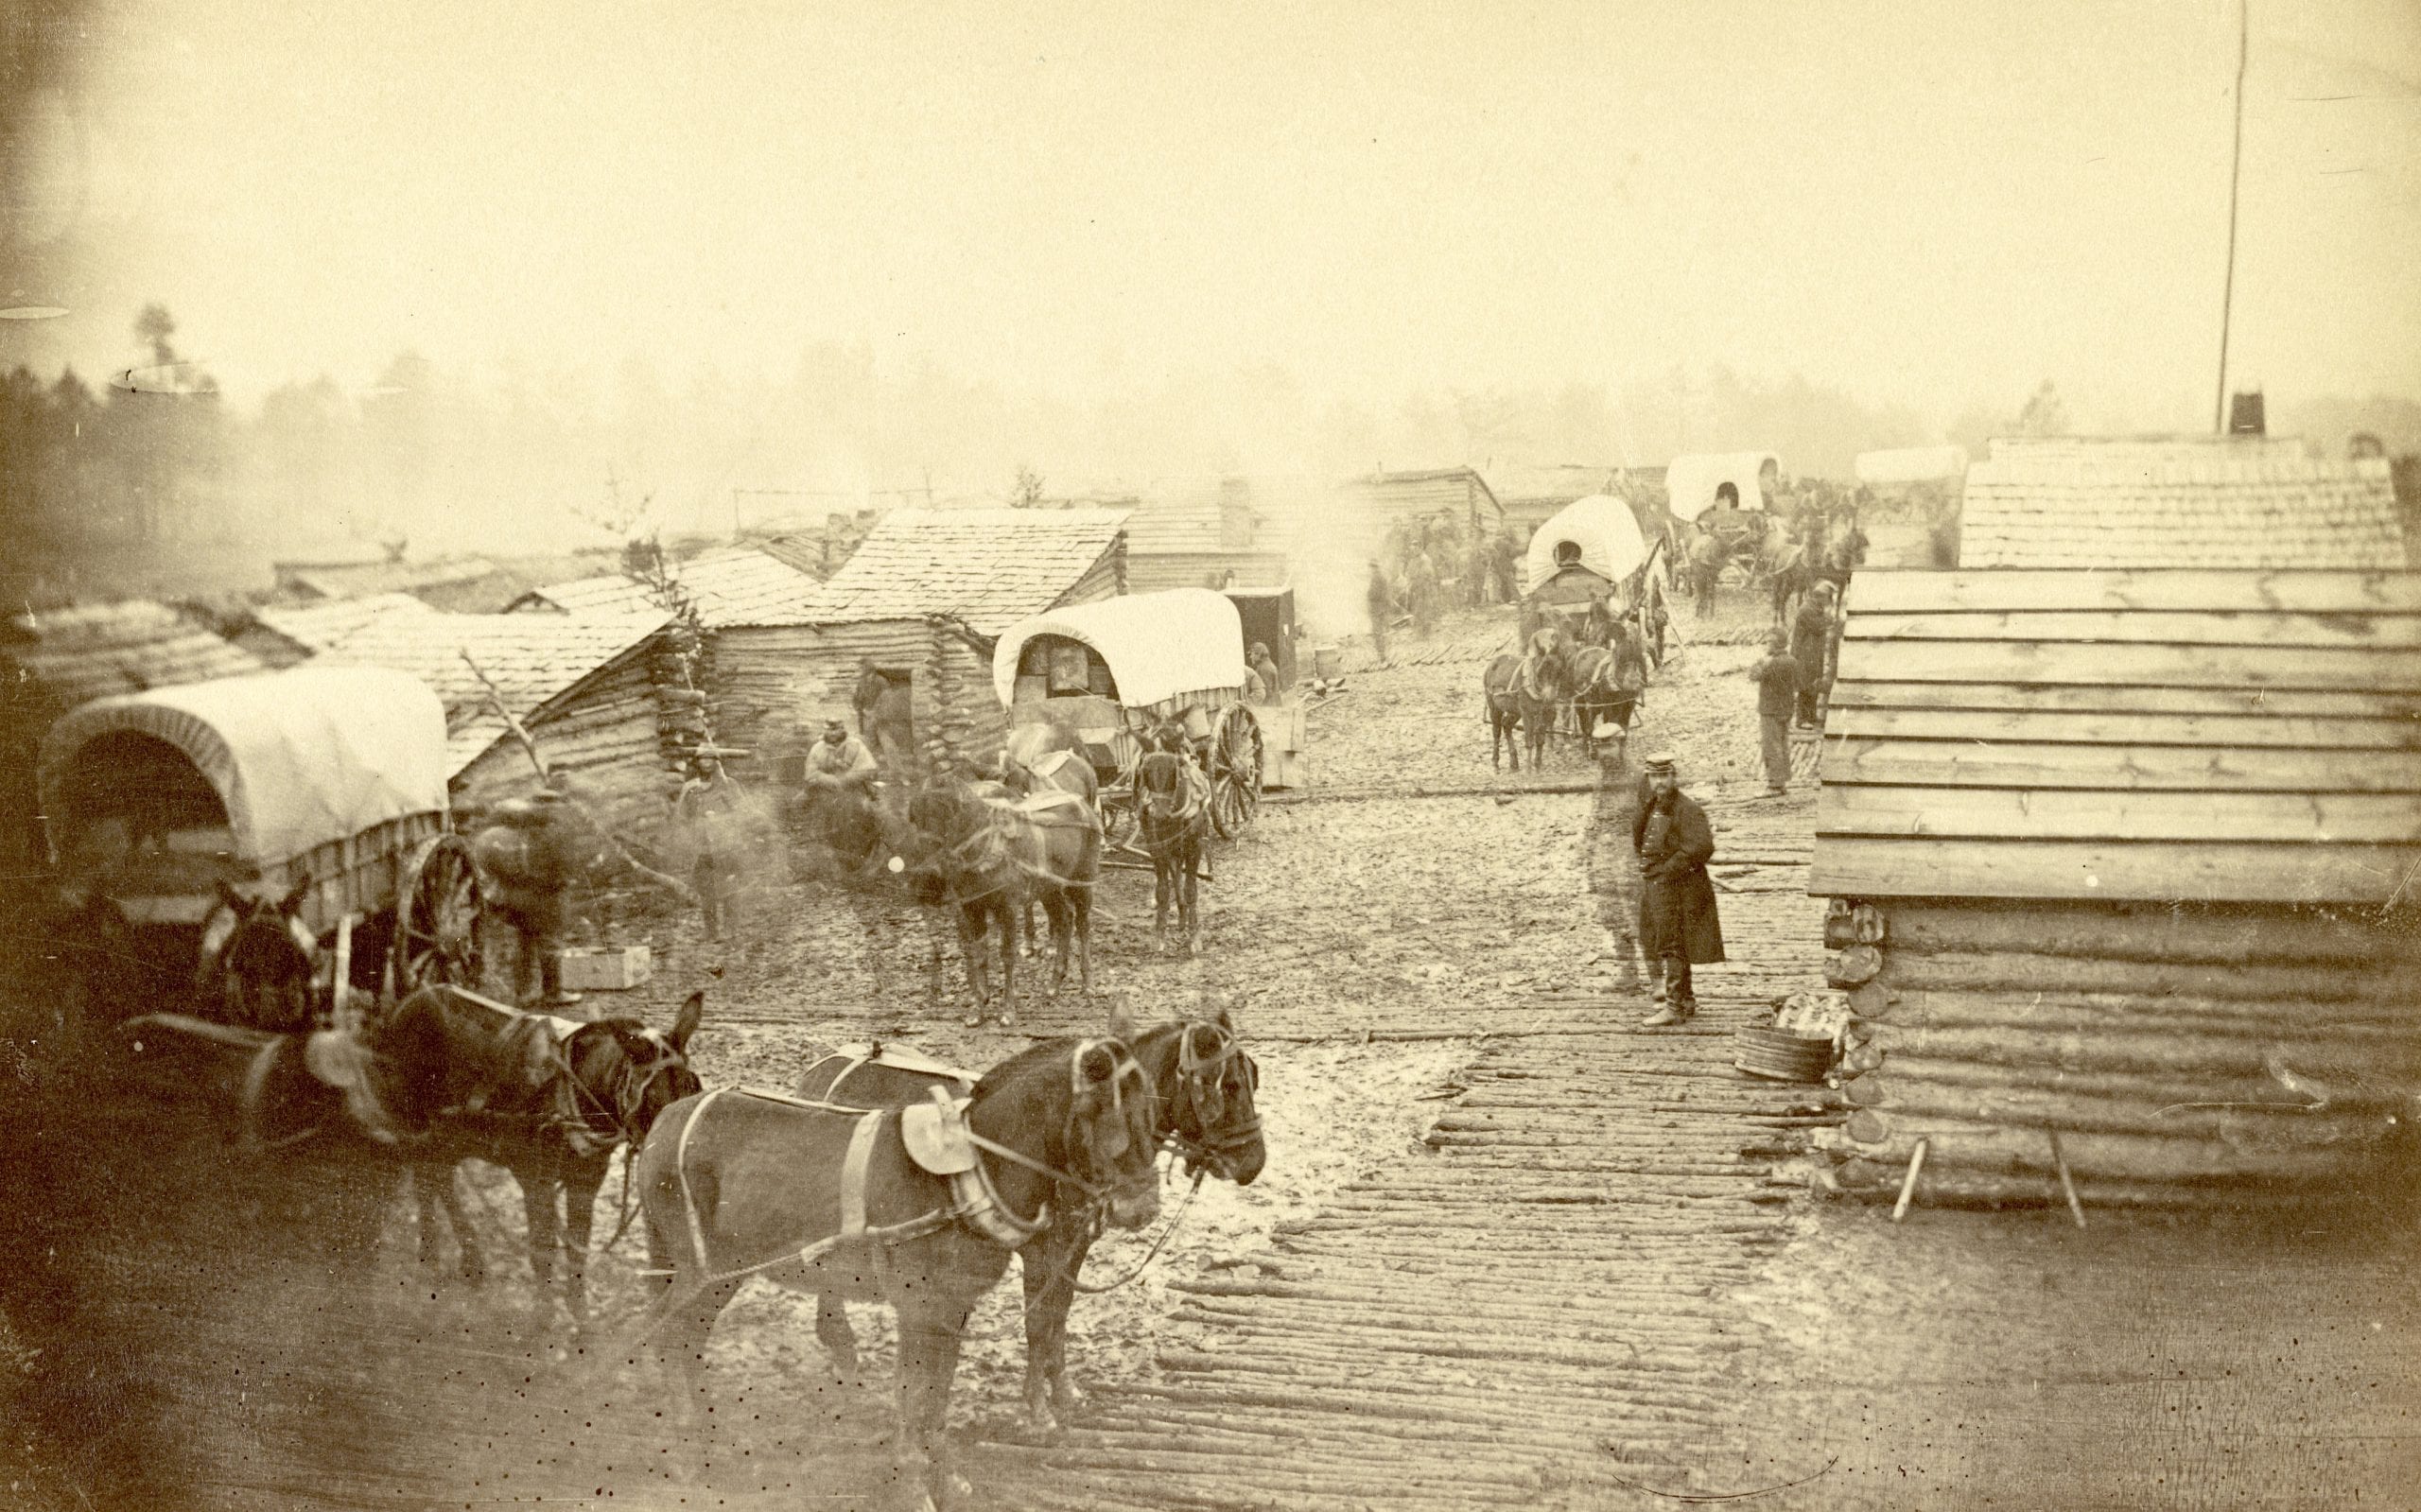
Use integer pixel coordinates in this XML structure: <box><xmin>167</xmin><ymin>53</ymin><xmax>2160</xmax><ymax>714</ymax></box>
<box><xmin>991</xmin><ymin>588</ymin><xmax>1265</xmax><ymax>838</ymax></box>
<box><xmin>38</xmin><ymin>665</ymin><xmax>489</xmax><ymax>1023</ymax></box>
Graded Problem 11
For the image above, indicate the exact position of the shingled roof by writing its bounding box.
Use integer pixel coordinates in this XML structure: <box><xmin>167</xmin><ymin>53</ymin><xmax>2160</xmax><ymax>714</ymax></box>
<box><xmin>514</xmin><ymin>546</ymin><xmax>821</xmax><ymax>625</ymax></box>
<box><xmin>767</xmin><ymin>506</ymin><xmax>1129</xmax><ymax>633</ymax></box>
<box><xmin>1961</xmin><ymin>438</ymin><xmax>2403</xmax><ymax>569</ymax></box>
<box><xmin>246</xmin><ymin>593</ymin><xmax>436</xmax><ymax>660</ymax></box>
<box><xmin>4</xmin><ymin>600</ymin><xmax>264</xmax><ymax>709</ymax></box>
<box><xmin>315</xmin><ymin>611</ymin><xmax>667</xmax><ymax>774</ymax></box>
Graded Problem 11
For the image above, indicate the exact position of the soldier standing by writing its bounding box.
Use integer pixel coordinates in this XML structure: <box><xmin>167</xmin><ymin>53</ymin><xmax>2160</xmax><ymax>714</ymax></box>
<box><xmin>1366</xmin><ymin>560</ymin><xmax>1394</xmax><ymax>664</ymax></box>
<box><xmin>1633</xmin><ymin>752</ymin><xmax>1723</xmax><ymax>1027</ymax></box>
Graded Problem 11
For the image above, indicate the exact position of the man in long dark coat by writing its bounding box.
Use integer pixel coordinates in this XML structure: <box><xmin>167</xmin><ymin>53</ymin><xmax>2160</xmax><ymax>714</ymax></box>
<box><xmin>1633</xmin><ymin>752</ymin><xmax>1723</xmax><ymax>1027</ymax></box>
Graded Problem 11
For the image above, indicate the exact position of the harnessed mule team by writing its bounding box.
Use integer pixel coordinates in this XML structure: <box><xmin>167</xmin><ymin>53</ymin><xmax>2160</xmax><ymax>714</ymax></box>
<box><xmin>141</xmin><ymin>978</ymin><xmax>1264</xmax><ymax>1512</ymax></box>
<box><xmin>808</xmin><ymin>727</ymin><xmax>1231</xmax><ymax>1026</ymax></box>
<box><xmin>1483</xmin><ymin>616</ymin><xmax>1652</xmax><ymax>773</ymax></box>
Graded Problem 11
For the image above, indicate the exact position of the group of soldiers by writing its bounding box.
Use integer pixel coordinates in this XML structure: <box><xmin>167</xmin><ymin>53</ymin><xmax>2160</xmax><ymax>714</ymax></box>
<box><xmin>1367</xmin><ymin>513</ymin><xmax>1528</xmax><ymax>658</ymax></box>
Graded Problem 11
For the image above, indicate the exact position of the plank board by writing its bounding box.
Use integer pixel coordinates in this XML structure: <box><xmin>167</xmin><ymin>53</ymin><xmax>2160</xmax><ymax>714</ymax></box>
<box><xmin>1834</xmin><ymin>638</ymin><xmax>2421</xmax><ymax>693</ymax></box>
<box><xmin>1846</xmin><ymin>570</ymin><xmax>2421</xmax><ymax>617</ymax></box>
<box><xmin>1844</xmin><ymin>611</ymin><xmax>2421</xmax><ymax>649</ymax></box>
<box><xmin>1824</xmin><ymin>706</ymin><xmax>2421</xmax><ymax>750</ymax></box>
<box><xmin>1817</xmin><ymin>785</ymin><xmax>2421</xmax><ymax>843</ymax></box>
<box><xmin>1827</xmin><ymin>681</ymin><xmax>2421</xmax><ymax>721</ymax></box>
<box><xmin>1808</xmin><ymin>836</ymin><xmax>2421</xmax><ymax>903</ymax></box>
<box><xmin>1821</xmin><ymin>739</ymin><xmax>2421</xmax><ymax>793</ymax></box>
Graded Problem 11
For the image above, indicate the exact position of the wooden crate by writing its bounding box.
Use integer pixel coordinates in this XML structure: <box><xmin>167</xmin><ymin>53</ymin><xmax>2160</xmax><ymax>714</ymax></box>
<box><xmin>557</xmin><ymin>946</ymin><xmax>653</xmax><ymax>992</ymax></box>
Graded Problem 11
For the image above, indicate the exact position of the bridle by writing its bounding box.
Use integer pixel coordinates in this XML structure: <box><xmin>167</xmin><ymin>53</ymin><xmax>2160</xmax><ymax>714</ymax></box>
<box><xmin>552</xmin><ymin>1025</ymin><xmax>696</xmax><ymax>1158</ymax></box>
<box><xmin>971</xmin><ymin>1037</ymin><xmax>1158</xmax><ymax>1219</ymax></box>
<box><xmin>1163</xmin><ymin>1023</ymin><xmax>1262</xmax><ymax>1177</ymax></box>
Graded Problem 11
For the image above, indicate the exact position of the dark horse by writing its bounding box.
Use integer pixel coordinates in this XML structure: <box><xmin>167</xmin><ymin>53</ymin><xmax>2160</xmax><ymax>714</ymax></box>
<box><xmin>1136</xmin><ymin>751</ymin><xmax>1210</xmax><ymax>954</ymax></box>
<box><xmin>636</xmin><ymin>1035</ymin><xmax>1163</xmax><ymax>1510</ymax></box>
<box><xmin>792</xmin><ymin>1010</ymin><xmax>1264</xmax><ymax>1434</ymax></box>
<box><xmin>907</xmin><ymin>775</ymin><xmax>1100</xmax><ymax>1026</ymax></box>
<box><xmin>374</xmin><ymin>985</ymin><xmax>705</xmax><ymax>1327</ymax></box>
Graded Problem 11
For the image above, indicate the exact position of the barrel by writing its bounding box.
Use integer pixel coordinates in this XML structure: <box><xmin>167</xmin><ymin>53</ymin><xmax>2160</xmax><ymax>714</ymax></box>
<box><xmin>1732</xmin><ymin>1026</ymin><xmax>1836</xmax><ymax>1084</ymax></box>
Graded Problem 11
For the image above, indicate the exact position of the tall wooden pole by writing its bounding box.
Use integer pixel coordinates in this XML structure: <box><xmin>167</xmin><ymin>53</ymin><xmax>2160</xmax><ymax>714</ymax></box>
<box><xmin>2214</xmin><ymin>0</ymin><xmax>2250</xmax><ymax>433</ymax></box>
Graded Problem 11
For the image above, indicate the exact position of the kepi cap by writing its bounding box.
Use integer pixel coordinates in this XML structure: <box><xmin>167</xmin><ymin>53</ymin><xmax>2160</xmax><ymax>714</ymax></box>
<box><xmin>1643</xmin><ymin>750</ymin><xmax>1678</xmax><ymax>773</ymax></box>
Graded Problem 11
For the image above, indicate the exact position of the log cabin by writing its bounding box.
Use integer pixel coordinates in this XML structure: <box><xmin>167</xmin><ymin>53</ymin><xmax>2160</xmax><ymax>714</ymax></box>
<box><xmin>712</xmin><ymin>506</ymin><xmax>1130</xmax><ymax>779</ymax></box>
<box><xmin>1811</xmin><ymin>568</ymin><xmax>2421</xmax><ymax>1208</ymax></box>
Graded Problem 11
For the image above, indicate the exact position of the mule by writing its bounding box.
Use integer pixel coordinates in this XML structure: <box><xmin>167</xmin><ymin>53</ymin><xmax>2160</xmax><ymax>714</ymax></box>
<box><xmin>636</xmin><ymin>1034</ymin><xmax>1163</xmax><ymax>1510</ymax></box>
<box><xmin>908</xmin><ymin>776</ymin><xmax>1098</xmax><ymax>1025</ymax></box>
<box><xmin>792</xmin><ymin>1011</ymin><xmax>1264</xmax><ymax>1435</ymax></box>
<box><xmin>373</xmin><ymin>985</ymin><xmax>705</xmax><ymax>1328</ymax></box>
<box><xmin>1565</xmin><ymin>626</ymin><xmax>1648</xmax><ymax>762</ymax></box>
<box><xmin>198</xmin><ymin>879</ymin><xmax>399</xmax><ymax>1033</ymax></box>
<box><xmin>1482</xmin><ymin>655</ymin><xmax>1527</xmax><ymax>772</ymax></box>
<box><xmin>1136</xmin><ymin>751</ymin><xmax>1210</xmax><ymax>954</ymax></box>
<box><xmin>1001</xmin><ymin>739</ymin><xmax>1101</xmax><ymax>956</ymax></box>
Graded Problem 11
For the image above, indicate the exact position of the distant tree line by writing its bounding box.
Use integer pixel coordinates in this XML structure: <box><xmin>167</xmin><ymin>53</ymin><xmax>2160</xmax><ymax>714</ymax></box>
<box><xmin>0</xmin><ymin>306</ymin><xmax>233</xmax><ymax>594</ymax></box>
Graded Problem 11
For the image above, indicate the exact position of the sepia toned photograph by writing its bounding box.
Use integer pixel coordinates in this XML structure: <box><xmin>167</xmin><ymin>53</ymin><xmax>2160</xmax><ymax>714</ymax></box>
<box><xmin>1</xmin><ymin>3</ymin><xmax>2414</xmax><ymax>1508</ymax></box>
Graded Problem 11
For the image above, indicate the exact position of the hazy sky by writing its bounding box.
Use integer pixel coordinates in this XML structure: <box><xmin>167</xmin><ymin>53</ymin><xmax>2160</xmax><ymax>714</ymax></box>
<box><xmin>8</xmin><ymin>0</ymin><xmax>2419</xmax><ymax>434</ymax></box>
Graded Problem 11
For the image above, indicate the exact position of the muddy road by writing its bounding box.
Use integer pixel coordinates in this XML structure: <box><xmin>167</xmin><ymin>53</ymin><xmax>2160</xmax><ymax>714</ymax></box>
<box><xmin>4</xmin><ymin>587</ymin><xmax>2412</xmax><ymax>1510</ymax></box>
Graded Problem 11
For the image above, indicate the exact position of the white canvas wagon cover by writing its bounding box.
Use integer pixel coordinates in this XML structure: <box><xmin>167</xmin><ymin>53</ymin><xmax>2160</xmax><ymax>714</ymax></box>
<box><xmin>39</xmin><ymin>665</ymin><xmax>450</xmax><ymax>871</ymax></box>
<box><xmin>992</xmin><ymin>588</ymin><xmax>1247</xmax><ymax>714</ymax></box>
<box><xmin>1663</xmin><ymin>451</ymin><xmax>1780</xmax><ymax>521</ymax></box>
<box><xmin>1524</xmin><ymin>494</ymin><xmax>1650</xmax><ymax>595</ymax></box>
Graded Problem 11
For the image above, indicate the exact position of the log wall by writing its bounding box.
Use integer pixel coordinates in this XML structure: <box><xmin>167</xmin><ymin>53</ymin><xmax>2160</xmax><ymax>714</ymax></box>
<box><xmin>452</xmin><ymin>652</ymin><xmax>671</xmax><ymax>832</ymax></box>
<box><xmin>1816</xmin><ymin>898</ymin><xmax>2421</xmax><ymax>1207</ymax></box>
<box><xmin>712</xmin><ymin>619</ymin><xmax>1006</xmax><ymax>777</ymax></box>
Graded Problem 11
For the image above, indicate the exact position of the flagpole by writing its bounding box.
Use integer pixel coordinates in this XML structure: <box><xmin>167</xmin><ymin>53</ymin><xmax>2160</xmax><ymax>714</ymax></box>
<box><xmin>2215</xmin><ymin>0</ymin><xmax>2249</xmax><ymax>433</ymax></box>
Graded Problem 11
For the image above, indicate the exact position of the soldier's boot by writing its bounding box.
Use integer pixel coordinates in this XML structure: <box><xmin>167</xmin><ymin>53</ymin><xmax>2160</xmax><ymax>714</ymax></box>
<box><xmin>1641</xmin><ymin>965</ymin><xmax>1680</xmax><ymax>1027</ymax></box>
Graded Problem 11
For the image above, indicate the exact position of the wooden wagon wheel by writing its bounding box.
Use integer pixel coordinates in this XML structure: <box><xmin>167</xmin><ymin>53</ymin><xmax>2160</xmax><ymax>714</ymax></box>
<box><xmin>1099</xmin><ymin>728</ymin><xmax>1145</xmax><ymax>853</ymax></box>
<box><xmin>394</xmin><ymin>833</ymin><xmax>486</xmax><ymax>993</ymax></box>
<box><xmin>1207</xmin><ymin>704</ymin><xmax>1263</xmax><ymax>840</ymax></box>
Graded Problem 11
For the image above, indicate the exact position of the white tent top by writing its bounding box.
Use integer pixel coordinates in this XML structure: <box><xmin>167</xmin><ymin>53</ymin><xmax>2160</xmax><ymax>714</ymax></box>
<box><xmin>38</xmin><ymin>665</ymin><xmax>450</xmax><ymax>870</ymax></box>
<box><xmin>992</xmin><ymin>588</ymin><xmax>1247</xmax><ymax>712</ymax></box>
<box><xmin>1663</xmin><ymin>452</ymin><xmax>1780</xmax><ymax>520</ymax></box>
<box><xmin>1524</xmin><ymin>495</ymin><xmax>1649</xmax><ymax>595</ymax></box>
<box><xmin>1855</xmin><ymin>445</ymin><xmax>1969</xmax><ymax>485</ymax></box>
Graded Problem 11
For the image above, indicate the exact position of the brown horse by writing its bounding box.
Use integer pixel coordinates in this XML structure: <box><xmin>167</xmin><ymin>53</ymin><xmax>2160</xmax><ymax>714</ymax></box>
<box><xmin>792</xmin><ymin>1010</ymin><xmax>1264</xmax><ymax>1434</ymax></box>
<box><xmin>372</xmin><ymin>985</ymin><xmax>705</xmax><ymax>1328</ymax></box>
<box><xmin>635</xmin><ymin>1034</ymin><xmax>1162</xmax><ymax>1510</ymax></box>
<box><xmin>1136</xmin><ymin>751</ymin><xmax>1210</xmax><ymax>953</ymax></box>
